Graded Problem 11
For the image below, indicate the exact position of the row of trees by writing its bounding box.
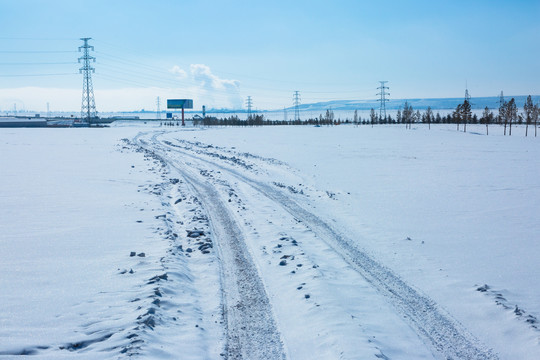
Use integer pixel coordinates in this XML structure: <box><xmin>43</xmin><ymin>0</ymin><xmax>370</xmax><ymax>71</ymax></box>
<box><xmin>366</xmin><ymin>95</ymin><xmax>539</xmax><ymax>136</ymax></box>
<box><xmin>193</xmin><ymin>95</ymin><xmax>539</xmax><ymax>137</ymax></box>
<box><xmin>193</xmin><ymin>111</ymin><xmax>341</xmax><ymax>127</ymax></box>
<box><xmin>466</xmin><ymin>95</ymin><xmax>538</xmax><ymax>136</ymax></box>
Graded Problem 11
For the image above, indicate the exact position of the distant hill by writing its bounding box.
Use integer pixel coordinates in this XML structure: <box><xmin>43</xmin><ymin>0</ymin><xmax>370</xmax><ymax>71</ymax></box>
<box><xmin>286</xmin><ymin>95</ymin><xmax>540</xmax><ymax>112</ymax></box>
<box><xmin>88</xmin><ymin>95</ymin><xmax>539</xmax><ymax>115</ymax></box>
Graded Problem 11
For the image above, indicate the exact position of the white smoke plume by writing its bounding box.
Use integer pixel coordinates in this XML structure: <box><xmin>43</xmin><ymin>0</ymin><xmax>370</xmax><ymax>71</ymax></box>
<box><xmin>170</xmin><ymin>64</ymin><xmax>243</xmax><ymax>109</ymax></box>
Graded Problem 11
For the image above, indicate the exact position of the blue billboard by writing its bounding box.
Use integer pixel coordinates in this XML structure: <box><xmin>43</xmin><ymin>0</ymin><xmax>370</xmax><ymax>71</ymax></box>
<box><xmin>167</xmin><ymin>99</ymin><xmax>193</xmax><ymax>109</ymax></box>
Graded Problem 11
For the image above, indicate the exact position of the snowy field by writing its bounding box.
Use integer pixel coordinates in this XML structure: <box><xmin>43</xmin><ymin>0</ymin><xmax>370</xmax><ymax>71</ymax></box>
<box><xmin>1</xmin><ymin>123</ymin><xmax>539</xmax><ymax>359</ymax></box>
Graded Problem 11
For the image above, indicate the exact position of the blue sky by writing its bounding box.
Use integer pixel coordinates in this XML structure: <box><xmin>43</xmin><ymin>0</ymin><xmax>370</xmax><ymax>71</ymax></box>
<box><xmin>1</xmin><ymin>0</ymin><xmax>539</xmax><ymax>112</ymax></box>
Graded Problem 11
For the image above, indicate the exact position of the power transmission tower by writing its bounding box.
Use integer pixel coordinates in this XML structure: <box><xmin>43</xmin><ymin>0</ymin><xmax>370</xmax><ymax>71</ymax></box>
<box><xmin>78</xmin><ymin>37</ymin><xmax>97</xmax><ymax>125</ymax></box>
<box><xmin>377</xmin><ymin>81</ymin><xmax>390</xmax><ymax>120</ymax></box>
<box><xmin>464</xmin><ymin>82</ymin><xmax>471</xmax><ymax>103</ymax></box>
<box><xmin>498</xmin><ymin>91</ymin><xmax>504</xmax><ymax>107</ymax></box>
<box><xmin>284</xmin><ymin>107</ymin><xmax>288</xmax><ymax>122</ymax></box>
<box><xmin>156</xmin><ymin>96</ymin><xmax>161</xmax><ymax>120</ymax></box>
<box><xmin>293</xmin><ymin>91</ymin><xmax>301</xmax><ymax>121</ymax></box>
<box><xmin>464</xmin><ymin>83</ymin><xmax>474</xmax><ymax>113</ymax></box>
<box><xmin>246</xmin><ymin>96</ymin><xmax>253</xmax><ymax>119</ymax></box>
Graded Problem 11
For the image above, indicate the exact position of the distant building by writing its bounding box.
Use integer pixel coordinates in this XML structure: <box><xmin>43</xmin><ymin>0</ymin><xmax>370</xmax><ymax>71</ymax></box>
<box><xmin>0</xmin><ymin>117</ymin><xmax>47</xmax><ymax>128</ymax></box>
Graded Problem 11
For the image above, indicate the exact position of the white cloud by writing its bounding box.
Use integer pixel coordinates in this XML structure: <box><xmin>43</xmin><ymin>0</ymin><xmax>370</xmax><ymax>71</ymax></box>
<box><xmin>169</xmin><ymin>65</ymin><xmax>187</xmax><ymax>79</ymax></box>
<box><xmin>172</xmin><ymin>64</ymin><xmax>243</xmax><ymax>109</ymax></box>
<box><xmin>190</xmin><ymin>64</ymin><xmax>239</xmax><ymax>90</ymax></box>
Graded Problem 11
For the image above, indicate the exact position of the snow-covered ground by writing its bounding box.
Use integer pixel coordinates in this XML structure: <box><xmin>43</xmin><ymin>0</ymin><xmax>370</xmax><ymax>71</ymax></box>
<box><xmin>0</xmin><ymin>126</ymin><xmax>224</xmax><ymax>358</ymax></box>
<box><xmin>1</xmin><ymin>123</ymin><xmax>539</xmax><ymax>359</ymax></box>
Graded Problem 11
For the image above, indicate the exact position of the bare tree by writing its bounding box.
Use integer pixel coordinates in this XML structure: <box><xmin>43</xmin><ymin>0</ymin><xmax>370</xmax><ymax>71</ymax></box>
<box><xmin>370</xmin><ymin>108</ymin><xmax>377</xmax><ymax>127</ymax></box>
<box><xmin>507</xmin><ymin>98</ymin><xmax>517</xmax><ymax>136</ymax></box>
<box><xmin>501</xmin><ymin>100</ymin><xmax>508</xmax><ymax>135</ymax></box>
<box><xmin>534</xmin><ymin>103</ymin><xmax>539</xmax><ymax>137</ymax></box>
<box><xmin>498</xmin><ymin>91</ymin><xmax>505</xmax><ymax>125</ymax></box>
<box><xmin>461</xmin><ymin>99</ymin><xmax>472</xmax><ymax>133</ymax></box>
<box><xmin>402</xmin><ymin>101</ymin><xmax>414</xmax><ymax>129</ymax></box>
<box><xmin>523</xmin><ymin>95</ymin><xmax>534</xmax><ymax>137</ymax></box>
<box><xmin>425</xmin><ymin>106</ymin><xmax>433</xmax><ymax>130</ymax></box>
<box><xmin>324</xmin><ymin>109</ymin><xmax>334</xmax><ymax>125</ymax></box>
<box><xmin>481</xmin><ymin>106</ymin><xmax>492</xmax><ymax>135</ymax></box>
<box><xmin>453</xmin><ymin>103</ymin><xmax>463</xmax><ymax>131</ymax></box>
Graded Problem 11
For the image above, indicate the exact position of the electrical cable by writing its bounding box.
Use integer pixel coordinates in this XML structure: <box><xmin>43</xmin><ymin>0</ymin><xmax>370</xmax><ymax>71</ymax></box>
<box><xmin>0</xmin><ymin>73</ymin><xmax>78</xmax><ymax>77</ymax></box>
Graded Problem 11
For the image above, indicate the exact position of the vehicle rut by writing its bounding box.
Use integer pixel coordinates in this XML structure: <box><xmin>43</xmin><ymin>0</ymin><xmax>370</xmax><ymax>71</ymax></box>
<box><xmin>149</xmin><ymin>131</ymin><xmax>498</xmax><ymax>360</ymax></box>
<box><xmin>135</xmin><ymin>132</ymin><xmax>286</xmax><ymax>360</ymax></box>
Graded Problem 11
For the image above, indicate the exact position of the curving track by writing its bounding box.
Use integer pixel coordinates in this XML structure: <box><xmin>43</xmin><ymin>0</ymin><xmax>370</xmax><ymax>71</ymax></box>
<box><xmin>135</xmin><ymin>131</ymin><xmax>286</xmax><ymax>360</ymax></box>
<box><xmin>136</xmin><ymin>130</ymin><xmax>498</xmax><ymax>360</ymax></box>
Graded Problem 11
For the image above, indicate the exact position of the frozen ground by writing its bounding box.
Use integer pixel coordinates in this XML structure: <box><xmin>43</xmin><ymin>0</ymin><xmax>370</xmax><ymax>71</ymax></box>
<box><xmin>0</xmin><ymin>127</ymin><xmax>224</xmax><ymax>358</ymax></box>
<box><xmin>1</xmin><ymin>123</ymin><xmax>539</xmax><ymax>359</ymax></box>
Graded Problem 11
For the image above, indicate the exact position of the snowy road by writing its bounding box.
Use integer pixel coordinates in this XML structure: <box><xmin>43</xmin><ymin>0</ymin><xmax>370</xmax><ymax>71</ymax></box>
<box><xmin>135</xmin><ymin>130</ymin><xmax>498</xmax><ymax>360</ymax></box>
<box><xmin>136</xmin><ymin>132</ymin><xmax>286</xmax><ymax>360</ymax></box>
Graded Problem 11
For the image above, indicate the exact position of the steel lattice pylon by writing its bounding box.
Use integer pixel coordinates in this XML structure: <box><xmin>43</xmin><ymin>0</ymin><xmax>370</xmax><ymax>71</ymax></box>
<box><xmin>377</xmin><ymin>81</ymin><xmax>389</xmax><ymax>121</ymax></box>
<box><xmin>79</xmin><ymin>38</ymin><xmax>97</xmax><ymax>124</ymax></box>
<box><xmin>293</xmin><ymin>91</ymin><xmax>301</xmax><ymax>122</ymax></box>
<box><xmin>246</xmin><ymin>96</ymin><xmax>253</xmax><ymax>119</ymax></box>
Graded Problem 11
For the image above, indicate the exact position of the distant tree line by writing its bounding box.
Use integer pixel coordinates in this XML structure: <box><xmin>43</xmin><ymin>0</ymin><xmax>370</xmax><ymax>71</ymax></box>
<box><xmin>193</xmin><ymin>95</ymin><xmax>539</xmax><ymax>136</ymax></box>
<box><xmin>193</xmin><ymin>110</ymin><xmax>343</xmax><ymax>127</ymax></box>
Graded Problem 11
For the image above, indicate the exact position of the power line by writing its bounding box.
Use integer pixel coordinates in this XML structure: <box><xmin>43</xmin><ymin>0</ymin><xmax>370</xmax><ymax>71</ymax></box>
<box><xmin>93</xmin><ymin>72</ymin><xmax>242</xmax><ymax>103</ymax></box>
<box><xmin>93</xmin><ymin>45</ymin><xmax>368</xmax><ymax>99</ymax></box>
<box><xmin>96</xmin><ymin>62</ymin><xmax>187</xmax><ymax>87</ymax></box>
<box><xmin>0</xmin><ymin>72</ymin><xmax>77</xmax><ymax>77</ymax></box>
<box><xmin>95</xmin><ymin>59</ymin><xmax>245</xmax><ymax>99</ymax></box>
<box><xmin>0</xmin><ymin>39</ymin><xmax>379</xmax><ymax>111</ymax></box>
<box><xmin>0</xmin><ymin>62</ymin><xmax>78</xmax><ymax>65</ymax></box>
<box><xmin>0</xmin><ymin>37</ymin><xmax>78</xmax><ymax>40</ymax></box>
<box><xmin>95</xmin><ymin>51</ymin><xmax>172</xmax><ymax>75</ymax></box>
<box><xmin>92</xmin><ymin>40</ymin><xmax>362</xmax><ymax>88</ymax></box>
<box><xmin>302</xmin><ymin>89</ymin><xmax>368</xmax><ymax>94</ymax></box>
<box><xmin>93</xmin><ymin>73</ymin><xmax>159</xmax><ymax>88</ymax></box>
<box><xmin>0</xmin><ymin>40</ymin><xmax>368</xmax><ymax>102</ymax></box>
<box><xmin>95</xmin><ymin>45</ymin><xmax>364</xmax><ymax>91</ymax></box>
<box><xmin>0</xmin><ymin>50</ymin><xmax>77</xmax><ymax>53</ymax></box>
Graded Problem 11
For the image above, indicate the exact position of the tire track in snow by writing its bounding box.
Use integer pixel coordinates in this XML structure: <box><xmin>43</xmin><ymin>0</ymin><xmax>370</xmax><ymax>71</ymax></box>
<box><xmin>135</xmin><ymin>132</ymin><xmax>286</xmax><ymax>360</ymax></box>
<box><xmin>152</xmin><ymin>132</ymin><xmax>498</xmax><ymax>360</ymax></box>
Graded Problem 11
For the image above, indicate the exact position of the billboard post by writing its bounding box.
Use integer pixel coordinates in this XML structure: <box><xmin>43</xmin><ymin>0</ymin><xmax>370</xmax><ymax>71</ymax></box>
<box><xmin>167</xmin><ymin>99</ymin><xmax>193</xmax><ymax>126</ymax></box>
